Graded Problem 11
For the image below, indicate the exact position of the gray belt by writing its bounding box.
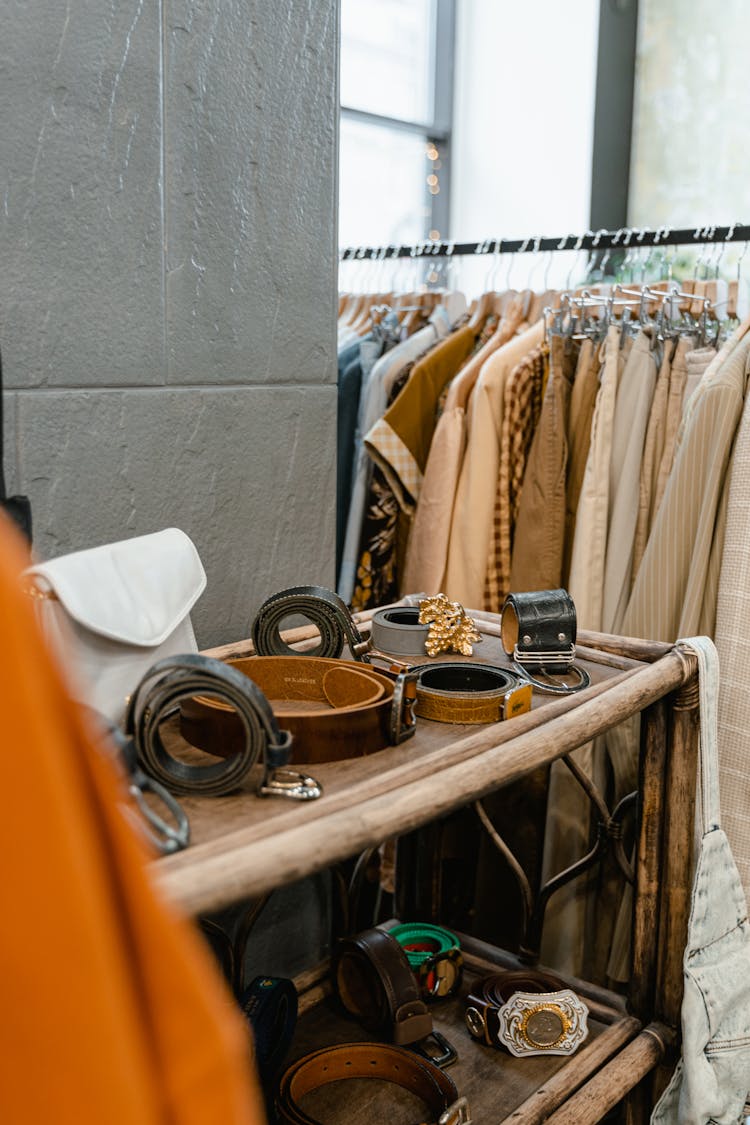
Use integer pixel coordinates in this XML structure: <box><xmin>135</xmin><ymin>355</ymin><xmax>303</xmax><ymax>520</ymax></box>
<box><xmin>370</xmin><ymin>606</ymin><xmax>430</xmax><ymax>657</ymax></box>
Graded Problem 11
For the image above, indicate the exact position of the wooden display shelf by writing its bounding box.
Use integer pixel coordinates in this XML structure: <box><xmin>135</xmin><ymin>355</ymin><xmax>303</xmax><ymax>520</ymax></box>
<box><xmin>149</xmin><ymin>608</ymin><xmax>700</xmax><ymax>1122</ymax></box>
<box><xmin>152</xmin><ymin>615</ymin><xmax>688</xmax><ymax>921</ymax></box>
<box><xmin>286</xmin><ymin>933</ymin><xmax>668</xmax><ymax>1125</ymax></box>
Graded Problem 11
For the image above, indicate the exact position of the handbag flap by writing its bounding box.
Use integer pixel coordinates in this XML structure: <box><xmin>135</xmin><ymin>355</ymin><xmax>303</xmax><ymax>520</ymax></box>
<box><xmin>27</xmin><ymin>527</ymin><xmax>206</xmax><ymax>647</ymax></box>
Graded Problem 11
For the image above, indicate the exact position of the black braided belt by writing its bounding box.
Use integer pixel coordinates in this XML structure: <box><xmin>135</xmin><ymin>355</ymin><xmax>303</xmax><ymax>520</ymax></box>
<box><xmin>125</xmin><ymin>654</ymin><xmax>321</xmax><ymax>800</ymax></box>
<box><xmin>252</xmin><ymin>585</ymin><xmax>370</xmax><ymax>661</ymax></box>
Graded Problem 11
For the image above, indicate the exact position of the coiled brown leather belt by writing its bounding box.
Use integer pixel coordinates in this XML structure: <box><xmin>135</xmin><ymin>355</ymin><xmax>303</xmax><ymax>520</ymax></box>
<box><xmin>334</xmin><ymin>927</ymin><xmax>433</xmax><ymax>1046</ymax></box>
<box><xmin>464</xmin><ymin>969</ymin><xmax>589</xmax><ymax>1056</ymax></box>
<box><xmin>126</xmin><ymin>654</ymin><xmax>320</xmax><ymax>800</ymax></box>
<box><xmin>276</xmin><ymin>1044</ymin><xmax>468</xmax><ymax>1125</ymax></box>
<box><xmin>411</xmin><ymin>662</ymin><xmax>532</xmax><ymax>724</ymax></box>
<box><xmin>252</xmin><ymin>585</ymin><xmax>371</xmax><ymax>661</ymax></box>
<box><xmin>180</xmin><ymin>656</ymin><xmax>418</xmax><ymax>764</ymax></box>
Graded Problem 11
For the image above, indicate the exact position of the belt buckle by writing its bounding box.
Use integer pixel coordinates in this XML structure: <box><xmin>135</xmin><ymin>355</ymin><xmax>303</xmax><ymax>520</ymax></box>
<box><xmin>410</xmin><ymin>1030</ymin><xmax>457</xmax><ymax>1069</ymax></box>
<box><xmin>439</xmin><ymin>1096</ymin><xmax>471</xmax><ymax>1124</ymax></box>
<box><xmin>418</xmin><ymin>948</ymin><xmax>463</xmax><ymax>999</ymax></box>
<box><xmin>496</xmin><ymin>988</ymin><xmax>589</xmax><ymax>1057</ymax></box>
<box><xmin>258</xmin><ymin>766</ymin><xmax>323</xmax><ymax>801</ymax></box>
<box><xmin>514</xmin><ymin>643</ymin><xmax>575</xmax><ymax>670</ymax></box>
<box><xmin>390</xmin><ymin>669</ymin><xmax>419</xmax><ymax>743</ymax></box>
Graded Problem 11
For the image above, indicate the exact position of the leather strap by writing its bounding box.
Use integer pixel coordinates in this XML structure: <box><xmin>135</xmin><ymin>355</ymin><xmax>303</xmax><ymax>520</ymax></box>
<box><xmin>333</xmin><ymin>927</ymin><xmax>433</xmax><ymax>1045</ymax></box>
<box><xmin>180</xmin><ymin>656</ymin><xmax>418</xmax><ymax>764</ymax></box>
<box><xmin>465</xmin><ymin>972</ymin><xmax>589</xmax><ymax>1057</ymax></box>
<box><xmin>500</xmin><ymin>590</ymin><xmax>591</xmax><ymax>695</ymax></box>
<box><xmin>90</xmin><ymin>710</ymin><xmax>190</xmax><ymax>854</ymax></box>
<box><xmin>239</xmin><ymin>976</ymin><xmax>297</xmax><ymax>1085</ymax></box>
<box><xmin>388</xmin><ymin>922</ymin><xmax>463</xmax><ymax>999</ymax></box>
<box><xmin>276</xmin><ymin>1043</ymin><xmax>462</xmax><ymax>1125</ymax></box>
<box><xmin>126</xmin><ymin>653</ymin><xmax>303</xmax><ymax>798</ymax></box>
<box><xmin>252</xmin><ymin>585</ymin><xmax>370</xmax><ymax>661</ymax></box>
<box><xmin>371</xmin><ymin>606</ymin><xmax>430</xmax><ymax>657</ymax></box>
<box><xmin>411</xmin><ymin>662</ymin><xmax>532</xmax><ymax>724</ymax></box>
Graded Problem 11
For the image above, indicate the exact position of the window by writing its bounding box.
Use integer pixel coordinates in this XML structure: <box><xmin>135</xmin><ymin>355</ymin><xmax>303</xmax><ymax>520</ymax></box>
<box><xmin>338</xmin><ymin>0</ymin><xmax>454</xmax><ymax>250</ymax></box>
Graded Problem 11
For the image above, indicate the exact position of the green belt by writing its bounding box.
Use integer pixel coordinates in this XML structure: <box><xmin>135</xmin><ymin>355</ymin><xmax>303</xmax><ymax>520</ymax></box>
<box><xmin>389</xmin><ymin>922</ymin><xmax>463</xmax><ymax>999</ymax></box>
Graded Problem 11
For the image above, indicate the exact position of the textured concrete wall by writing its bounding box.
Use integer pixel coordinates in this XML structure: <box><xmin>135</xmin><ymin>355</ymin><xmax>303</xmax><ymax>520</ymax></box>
<box><xmin>0</xmin><ymin>0</ymin><xmax>338</xmax><ymax>646</ymax></box>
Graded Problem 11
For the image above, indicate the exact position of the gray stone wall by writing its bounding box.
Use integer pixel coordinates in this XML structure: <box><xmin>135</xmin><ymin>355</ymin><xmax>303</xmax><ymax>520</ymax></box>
<box><xmin>0</xmin><ymin>0</ymin><xmax>338</xmax><ymax>647</ymax></box>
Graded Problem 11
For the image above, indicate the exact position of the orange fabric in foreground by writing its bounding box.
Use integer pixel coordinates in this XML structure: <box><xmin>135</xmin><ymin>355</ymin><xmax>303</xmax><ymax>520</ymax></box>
<box><xmin>0</xmin><ymin>515</ymin><xmax>265</xmax><ymax>1124</ymax></box>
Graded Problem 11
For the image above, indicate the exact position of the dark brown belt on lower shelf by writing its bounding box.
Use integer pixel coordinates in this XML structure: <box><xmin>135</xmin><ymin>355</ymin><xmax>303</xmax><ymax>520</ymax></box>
<box><xmin>276</xmin><ymin>1043</ymin><xmax>464</xmax><ymax>1125</ymax></box>
<box><xmin>179</xmin><ymin>656</ymin><xmax>416</xmax><ymax>764</ymax></box>
<box><xmin>333</xmin><ymin>927</ymin><xmax>433</xmax><ymax>1045</ymax></box>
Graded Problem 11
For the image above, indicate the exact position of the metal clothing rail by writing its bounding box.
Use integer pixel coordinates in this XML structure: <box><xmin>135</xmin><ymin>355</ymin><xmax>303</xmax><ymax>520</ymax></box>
<box><xmin>340</xmin><ymin>223</ymin><xmax>750</xmax><ymax>261</ymax></box>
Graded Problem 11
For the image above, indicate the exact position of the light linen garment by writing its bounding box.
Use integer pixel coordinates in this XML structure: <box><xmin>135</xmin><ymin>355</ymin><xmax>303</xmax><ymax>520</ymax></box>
<box><xmin>403</xmin><ymin>299</ymin><xmax>527</xmax><ymax>595</ymax></box>
<box><xmin>442</xmin><ymin>321</ymin><xmax>545</xmax><ymax>608</ymax></box>
<box><xmin>623</xmin><ymin>332</ymin><xmax>750</xmax><ymax>644</ymax></box>
<box><xmin>651</xmin><ymin>637</ymin><xmax>750</xmax><ymax>1125</ymax></box>
<box><xmin>338</xmin><ymin>298</ymin><xmax>464</xmax><ymax>602</ymax></box>
<box><xmin>567</xmin><ymin>324</ymin><xmax>622</xmax><ymax>631</ymax></box>
<box><xmin>509</xmin><ymin>334</ymin><xmax>576</xmax><ymax>595</ymax></box>
<box><xmin>539</xmin><ymin>326</ymin><xmax>621</xmax><ymax>974</ymax></box>
<box><xmin>601</xmin><ymin>329</ymin><xmax>659</xmax><ymax>635</ymax></box>
<box><xmin>364</xmin><ymin>326</ymin><xmax>477</xmax><ymax>514</ymax></box>
<box><xmin>715</xmin><ymin>375</ymin><xmax>750</xmax><ymax>911</ymax></box>
<box><xmin>562</xmin><ymin>337</ymin><xmax>600</xmax><ymax>585</ymax></box>
<box><xmin>632</xmin><ymin>337</ymin><xmax>675</xmax><ymax>580</ymax></box>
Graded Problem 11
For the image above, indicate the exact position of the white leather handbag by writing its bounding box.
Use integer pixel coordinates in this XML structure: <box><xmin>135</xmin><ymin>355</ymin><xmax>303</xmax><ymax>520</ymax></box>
<box><xmin>25</xmin><ymin>527</ymin><xmax>206</xmax><ymax>725</ymax></box>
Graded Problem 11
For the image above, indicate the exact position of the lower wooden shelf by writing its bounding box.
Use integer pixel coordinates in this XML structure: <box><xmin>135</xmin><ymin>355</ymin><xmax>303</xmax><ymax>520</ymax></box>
<box><xmin>284</xmin><ymin>934</ymin><xmax>650</xmax><ymax>1125</ymax></box>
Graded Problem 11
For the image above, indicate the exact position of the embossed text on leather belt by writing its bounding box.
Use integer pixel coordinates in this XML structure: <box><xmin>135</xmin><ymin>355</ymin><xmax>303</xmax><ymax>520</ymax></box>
<box><xmin>252</xmin><ymin>585</ymin><xmax>370</xmax><ymax>661</ymax></box>
<box><xmin>500</xmin><ymin>589</ymin><xmax>591</xmax><ymax>694</ymax></box>
<box><xmin>276</xmin><ymin>1044</ymin><xmax>469</xmax><ymax>1125</ymax></box>
<box><xmin>411</xmin><ymin>661</ymin><xmax>532</xmax><ymax>724</ymax></box>
<box><xmin>180</xmin><ymin>656</ymin><xmax>417</xmax><ymax>764</ymax></box>
<box><xmin>464</xmin><ymin>969</ymin><xmax>589</xmax><ymax>1056</ymax></box>
<box><xmin>388</xmin><ymin>922</ymin><xmax>463</xmax><ymax>999</ymax></box>
<box><xmin>126</xmin><ymin>654</ymin><xmax>321</xmax><ymax>800</ymax></box>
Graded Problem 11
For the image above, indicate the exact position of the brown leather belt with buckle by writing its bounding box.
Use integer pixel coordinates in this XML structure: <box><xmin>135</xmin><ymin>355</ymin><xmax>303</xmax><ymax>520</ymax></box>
<box><xmin>179</xmin><ymin>656</ymin><xmax>418</xmax><ymax>764</ymax></box>
<box><xmin>464</xmin><ymin>969</ymin><xmax>590</xmax><ymax>1057</ymax></box>
<box><xmin>276</xmin><ymin>1044</ymin><xmax>469</xmax><ymax>1125</ymax></box>
<box><xmin>410</xmin><ymin>662</ymin><xmax>532</xmax><ymax>724</ymax></box>
<box><xmin>333</xmin><ymin>927</ymin><xmax>456</xmax><ymax>1068</ymax></box>
<box><xmin>333</xmin><ymin>927</ymin><xmax>433</xmax><ymax>1045</ymax></box>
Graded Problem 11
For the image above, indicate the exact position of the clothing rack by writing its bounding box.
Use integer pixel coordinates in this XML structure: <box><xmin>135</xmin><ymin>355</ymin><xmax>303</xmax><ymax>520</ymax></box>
<box><xmin>340</xmin><ymin>223</ymin><xmax>750</xmax><ymax>261</ymax></box>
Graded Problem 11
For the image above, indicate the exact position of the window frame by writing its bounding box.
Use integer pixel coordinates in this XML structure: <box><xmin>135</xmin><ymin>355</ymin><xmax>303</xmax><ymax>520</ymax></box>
<box><xmin>339</xmin><ymin>0</ymin><xmax>456</xmax><ymax>243</ymax></box>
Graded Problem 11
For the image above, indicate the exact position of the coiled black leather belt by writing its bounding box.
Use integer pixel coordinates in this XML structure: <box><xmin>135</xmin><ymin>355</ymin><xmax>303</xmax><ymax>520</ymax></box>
<box><xmin>252</xmin><ymin>585</ymin><xmax>371</xmax><ymax>661</ymax></box>
<box><xmin>410</xmin><ymin>662</ymin><xmax>532</xmax><ymax>724</ymax></box>
<box><xmin>500</xmin><ymin>589</ymin><xmax>590</xmax><ymax>694</ymax></box>
<box><xmin>125</xmin><ymin>654</ymin><xmax>321</xmax><ymax>800</ymax></box>
<box><xmin>276</xmin><ymin>1044</ymin><xmax>468</xmax><ymax>1125</ymax></box>
<box><xmin>240</xmin><ymin>975</ymin><xmax>298</xmax><ymax>1086</ymax></box>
